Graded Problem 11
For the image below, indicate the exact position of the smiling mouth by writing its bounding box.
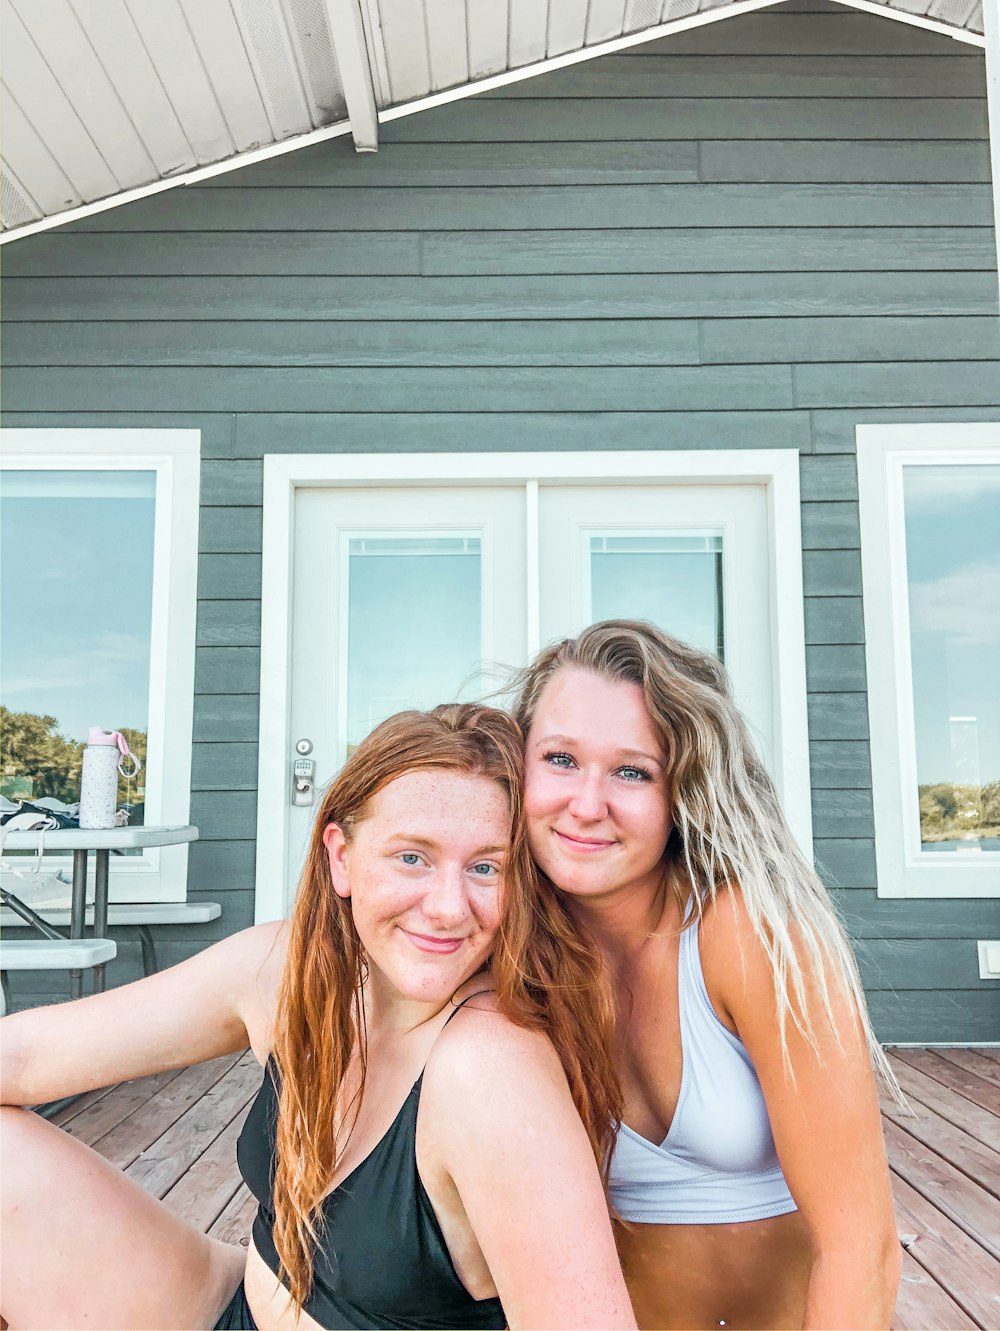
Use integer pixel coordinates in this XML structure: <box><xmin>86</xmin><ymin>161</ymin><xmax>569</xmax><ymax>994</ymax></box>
<box><xmin>402</xmin><ymin>930</ymin><xmax>466</xmax><ymax>954</ymax></box>
<box><xmin>554</xmin><ymin>830</ymin><xmax>616</xmax><ymax>852</ymax></box>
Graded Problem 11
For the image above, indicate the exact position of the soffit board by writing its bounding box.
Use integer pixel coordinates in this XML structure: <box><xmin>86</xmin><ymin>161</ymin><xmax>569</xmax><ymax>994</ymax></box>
<box><xmin>0</xmin><ymin>0</ymin><xmax>986</xmax><ymax>241</ymax></box>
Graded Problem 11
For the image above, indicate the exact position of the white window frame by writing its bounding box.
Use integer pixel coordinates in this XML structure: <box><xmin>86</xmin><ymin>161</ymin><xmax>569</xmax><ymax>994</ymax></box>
<box><xmin>0</xmin><ymin>429</ymin><xmax>200</xmax><ymax>902</ymax></box>
<box><xmin>857</xmin><ymin>422</ymin><xmax>1000</xmax><ymax>900</ymax></box>
<box><xmin>255</xmin><ymin>449</ymin><xmax>811</xmax><ymax>923</ymax></box>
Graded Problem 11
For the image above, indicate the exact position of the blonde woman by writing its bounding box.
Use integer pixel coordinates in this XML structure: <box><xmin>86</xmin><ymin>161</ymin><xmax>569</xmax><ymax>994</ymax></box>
<box><xmin>1</xmin><ymin>705</ymin><xmax>634</xmax><ymax>1331</ymax></box>
<box><xmin>512</xmin><ymin>621</ymin><xmax>900</xmax><ymax>1331</ymax></box>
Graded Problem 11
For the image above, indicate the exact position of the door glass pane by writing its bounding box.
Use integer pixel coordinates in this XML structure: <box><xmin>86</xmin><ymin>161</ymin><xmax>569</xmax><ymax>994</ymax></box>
<box><xmin>903</xmin><ymin>464</ymin><xmax>1000</xmax><ymax>855</ymax></box>
<box><xmin>344</xmin><ymin>535</ymin><xmax>482</xmax><ymax>754</ymax></box>
<box><xmin>589</xmin><ymin>532</ymin><xmax>724</xmax><ymax>660</ymax></box>
<box><xmin>0</xmin><ymin>470</ymin><xmax>155</xmax><ymax>829</ymax></box>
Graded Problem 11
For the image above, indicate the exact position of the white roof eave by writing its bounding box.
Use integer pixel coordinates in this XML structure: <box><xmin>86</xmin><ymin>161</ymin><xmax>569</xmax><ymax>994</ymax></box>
<box><xmin>0</xmin><ymin>0</ymin><xmax>987</xmax><ymax>246</ymax></box>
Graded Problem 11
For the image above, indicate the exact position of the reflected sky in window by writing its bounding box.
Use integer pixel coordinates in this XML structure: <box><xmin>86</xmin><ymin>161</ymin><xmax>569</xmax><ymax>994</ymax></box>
<box><xmin>345</xmin><ymin>536</ymin><xmax>482</xmax><ymax>749</ymax></box>
<box><xmin>0</xmin><ymin>471</ymin><xmax>155</xmax><ymax>741</ymax></box>
<box><xmin>903</xmin><ymin>464</ymin><xmax>1000</xmax><ymax>851</ymax></box>
<box><xmin>590</xmin><ymin>533</ymin><xmax>724</xmax><ymax>660</ymax></box>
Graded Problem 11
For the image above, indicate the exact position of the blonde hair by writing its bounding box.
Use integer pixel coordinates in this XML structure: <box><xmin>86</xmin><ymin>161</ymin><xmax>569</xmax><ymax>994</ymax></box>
<box><xmin>512</xmin><ymin>619</ymin><xmax>898</xmax><ymax>1094</ymax></box>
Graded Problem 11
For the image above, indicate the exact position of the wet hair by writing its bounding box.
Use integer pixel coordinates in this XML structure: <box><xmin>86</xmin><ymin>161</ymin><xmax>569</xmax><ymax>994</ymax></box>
<box><xmin>271</xmin><ymin>703</ymin><xmax>619</xmax><ymax>1310</ymax></box>
<box><xmin>512</xmin><ymin>619</ymin><xmax>897</xmax><ymax>1095</ymax></box>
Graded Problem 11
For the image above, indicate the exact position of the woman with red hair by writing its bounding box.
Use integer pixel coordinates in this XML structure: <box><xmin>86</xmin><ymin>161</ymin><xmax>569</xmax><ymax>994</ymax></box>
<box><xmin>1</xmin><ymin>704</ymin><xmax>635</xmax><ymax>1331</ymax></box>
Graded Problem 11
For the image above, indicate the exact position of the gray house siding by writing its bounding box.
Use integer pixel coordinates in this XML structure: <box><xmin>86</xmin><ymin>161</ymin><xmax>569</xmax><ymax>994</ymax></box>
<box><xmin>3</xmin><ymin>1</ymin><xmax>999</xmax><ymax>1039</ymax></box>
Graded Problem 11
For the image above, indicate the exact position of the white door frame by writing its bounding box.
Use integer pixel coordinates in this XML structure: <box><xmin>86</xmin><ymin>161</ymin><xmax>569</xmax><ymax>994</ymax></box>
<box><xmin>255</xmin><ymin>449</ymin><xmax>811</xmax><ymax>922</ymax></box>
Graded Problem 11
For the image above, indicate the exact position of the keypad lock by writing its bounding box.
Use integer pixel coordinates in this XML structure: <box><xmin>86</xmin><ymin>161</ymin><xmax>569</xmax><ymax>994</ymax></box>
<box><xmin>292</xmin><ymin>756</ymin><xmax>315</xmax><ymax>806</ymax></box>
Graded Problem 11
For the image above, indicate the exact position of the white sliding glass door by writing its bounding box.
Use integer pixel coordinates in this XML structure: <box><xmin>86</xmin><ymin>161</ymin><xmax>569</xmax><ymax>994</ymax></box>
<box><xmin>261</xmin><ymin>452</ymin><xmax>807</xmax><ymax>917</ymax></box>
<box><xmin>538</xmin><ymin>484</ymin><xmax>772</xmax><ymax>771</ymax></box>
<box><xmin>288</xmin><ymin>486</ymin><xmax>525</xmax><ymax>889</ymax></box>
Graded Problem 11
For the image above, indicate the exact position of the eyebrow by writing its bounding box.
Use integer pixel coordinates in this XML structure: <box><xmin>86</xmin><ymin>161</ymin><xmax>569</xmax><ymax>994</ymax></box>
<box><xmin>534</xmin><ymin>733</ymin><xmax>665</xmax><ymax>768</ymax></box>
<box><xmin>385</xmin><ymin>834</ymin><xmax>507</xmax><ymax>855</ymax></box>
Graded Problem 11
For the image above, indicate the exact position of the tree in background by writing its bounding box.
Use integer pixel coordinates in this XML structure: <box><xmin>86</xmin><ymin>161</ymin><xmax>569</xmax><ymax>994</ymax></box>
<box><xmin>0</xmin><ymin>709</ymin><xmax>148</xmax><ymax>816</ymax></box>
<box><xmin>981</xmin><ymin>781</ymin><xmax>1000</xmax><ymax>828</ymax></box>
<box><xmin>919</xmin><ymin>780</ymin><xmax>1000</xmax><ymax>841</ymax></box>
<box><xmin>0</xmin><ymin>708</ymin><xmax>83</xmax><ymax>803</ymax></box>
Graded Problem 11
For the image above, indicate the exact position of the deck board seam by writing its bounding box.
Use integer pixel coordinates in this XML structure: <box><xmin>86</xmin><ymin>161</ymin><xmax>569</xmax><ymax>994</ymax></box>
<box><xmin>887</xmin><ymin>1146</ymin><xmax>1000</xmax><ymax>1264</ymax></box>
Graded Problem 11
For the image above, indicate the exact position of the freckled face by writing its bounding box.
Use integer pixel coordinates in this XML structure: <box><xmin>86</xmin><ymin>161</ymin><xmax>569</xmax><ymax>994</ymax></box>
<box><xmin>324</xmin><ymin>769</ymin><xmax>508</xmax><ymax>1004</ymax></box>
<box><xmin>524</xmin><ymin>668</ymin><xmax>672</xmax><ymax>904</ymax></box>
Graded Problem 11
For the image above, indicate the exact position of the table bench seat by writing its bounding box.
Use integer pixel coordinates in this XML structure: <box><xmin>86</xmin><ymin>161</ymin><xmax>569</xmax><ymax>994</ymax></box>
<box><xmin>0</xmin><ymin>937</ymin><xmax>117</xmax><ymax>968</ymax></box>
<box><xmin>0</xmin><ymin>937</ymin><xmax>118</xmax><ymax>1014</ymax></box>
<box><xmin>0</xmin><ymin>901</ymin><xmax>221</xmax><ymax>997</ymax></box>
<box><xmin>0</xmin><ymin>902</ymin><xmax>221</xmax><ymax>928</ymax></box>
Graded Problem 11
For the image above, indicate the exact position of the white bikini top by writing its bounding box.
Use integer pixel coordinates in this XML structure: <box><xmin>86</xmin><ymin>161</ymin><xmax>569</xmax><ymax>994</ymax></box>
<box><xmin>608</xmin><ymin>913</ymin><xmax>798</xmax><ymax>1224</ymax></box>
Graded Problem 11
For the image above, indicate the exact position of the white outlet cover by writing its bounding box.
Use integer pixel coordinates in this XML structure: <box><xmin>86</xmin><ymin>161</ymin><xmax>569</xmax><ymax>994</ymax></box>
<box><xmin>977</xmin><ymin>940</ymin><xmax>1000</xmax><ymax>980</ymax></box>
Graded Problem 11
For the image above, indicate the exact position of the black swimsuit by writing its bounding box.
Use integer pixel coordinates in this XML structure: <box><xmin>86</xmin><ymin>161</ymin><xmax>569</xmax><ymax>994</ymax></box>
<box><xmin>217</xmin><ymin>1020</ymin><xmax>506</xmax><ymax>1330</ymax></box>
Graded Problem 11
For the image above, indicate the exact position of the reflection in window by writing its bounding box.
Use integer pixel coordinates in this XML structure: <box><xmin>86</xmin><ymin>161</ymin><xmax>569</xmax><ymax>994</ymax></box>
<box><xmin>589</xmin><ymin>533</ymin><xmax>724</xmax><ymax>660</ymax></box>
<box><xmin>0</xmin><ymin>470</ymin><xmax>155</xmax><ymax>826</ymax></box>
<box><xmin>344</xmin><ymin>535</ymin><xmax>482</xmax><ymax>753</ymax></box>
<box><xmin>903</xmin><ymin>465</ymin><xmax>1000</xmax><ymax>854</ymax></box>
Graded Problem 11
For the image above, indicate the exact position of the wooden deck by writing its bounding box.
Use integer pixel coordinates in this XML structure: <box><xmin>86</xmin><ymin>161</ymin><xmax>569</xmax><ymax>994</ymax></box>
<box><xmin>48</xmin><ymin>1048</ymin><xmax>1000</xmax><ymax>1330</ymax></box>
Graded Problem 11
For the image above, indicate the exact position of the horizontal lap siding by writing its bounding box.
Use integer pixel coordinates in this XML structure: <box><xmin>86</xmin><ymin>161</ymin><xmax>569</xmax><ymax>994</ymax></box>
<box><xmin>2</xmin><ymin>1</ymin><xmax>998</xmax><ymax>1037</ymax></box>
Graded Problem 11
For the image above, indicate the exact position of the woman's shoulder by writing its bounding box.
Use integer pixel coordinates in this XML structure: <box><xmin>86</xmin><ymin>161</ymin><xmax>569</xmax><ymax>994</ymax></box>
<box><xmin>424</xmin><ymin>993</ymin><xmax>566</xmax><ymax>1107</ymax></box>
<box><xmin>225</xmin><ymin>919</ymin><xmax>290</xmax><ymax>1058</ymax></box>
<box><xmin>223</xmin><ymin>918</ymin><xmax>289</xmax><ymax>984</ymax></box>
<box><xmin>697</xmin><ymin>884</ymin><xmax>755</xmax><ymax>950</ymax></box>
<box><xmin>695</xmin><ymin>886</ymin><xmax>770</xmax><ymax>1031</ymax></box>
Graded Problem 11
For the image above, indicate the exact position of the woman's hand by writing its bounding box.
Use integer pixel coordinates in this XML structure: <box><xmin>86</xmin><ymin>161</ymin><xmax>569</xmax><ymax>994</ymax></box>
<box><xmin>420</xmin><ymin>1005</ymin><xmax>637</xmax><ymax>1331</ymax></box>
<box><xmin>702</xmin><ymin>893</ymin><xmax>901</xmax><ymax>1330</ymax></box>
<box><xmin>0</xmin><ymin>921</ymin><xmax>286</xmax><ymax>1106</ymax></box>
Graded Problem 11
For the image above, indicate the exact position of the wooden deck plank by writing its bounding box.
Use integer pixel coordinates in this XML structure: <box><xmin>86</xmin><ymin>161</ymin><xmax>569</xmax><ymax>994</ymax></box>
<box><xmin>161</xmin><ymin>1101</ymin><xmax>253</xmax><ymax>1232</ymax></box>
<box><xmin>124</xmin><ymin>1053</ymin><xmax>261</xmax><ymax>1199</ymax></box>
<box><xmin>888</xmin><ymin>1056</ymin><xmax>1000</xmax><ymax>1152</ymax></box>
<box><xmin>45</xmin><ymin>1045</ymin><xmax>1000</xmax><ymax>1330</ymax></box>
<box><xmin>93</xmin><ymin>1052</ymin><xmax>245</xmax><ymax>1170</ymax></box>
<box><xmin>936</xmin><ymin>1049</ymin><xmax>1000</xmax><ymax>1088</ymax></box>
<box><xmin>893</xmin><ymin>1049</ymin><xmax>1000</xmax><ymax>1117</ymax></box>
<box><xmin>883</xmin><ymin>1117</ymin><xmax>1000</xmax><ymax>1262</ymax></box>
<box><xmin>893</xmin><ymin>1249</ymin><xmax>979</xmax><ymax>1331</ymax></box>
<box><xmin>893</xmin><ymin>1173</ymin><xmax>1000</xmax><ymax>1329</ymax></box>
<box><xmin>881</xmin><ymin>1091</ymin><xmax>1000</xmax><ymax>1200</ymax></box>
<box><xmin>47</xmin><ymin>1083</ymin><xmax>116</xmax><ymax>1127</ymax></box>
<box><xmin>62</xmin><ymin>1068</ymin><xmax>186</xmax><ymax>1147</ymax></box>
<box><xmin>208</xmin><ymin>1182</ymin><xmax>256</xmax><ymax>1246</ymax></box>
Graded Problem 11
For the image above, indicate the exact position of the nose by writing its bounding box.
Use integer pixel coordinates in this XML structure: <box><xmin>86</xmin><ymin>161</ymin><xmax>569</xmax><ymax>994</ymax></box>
<box><xmin>421</xmin><ymin>863</ymin><xmax>470</xmax><ymax>929</ymax></box>
<box><xmin>567</xmin><ymin>768</ymin><xmax>608</xmax><ymax>824</ymax></box>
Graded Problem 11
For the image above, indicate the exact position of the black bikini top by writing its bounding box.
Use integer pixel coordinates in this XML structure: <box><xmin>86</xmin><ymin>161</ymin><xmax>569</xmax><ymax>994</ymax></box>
<box><xmin>237</xmin><ymin>1045</ymin><xmax>506</xmax><ymax>1330</ymax></box>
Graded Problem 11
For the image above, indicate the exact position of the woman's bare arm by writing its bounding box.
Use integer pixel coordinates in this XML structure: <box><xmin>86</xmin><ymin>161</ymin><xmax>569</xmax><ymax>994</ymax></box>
<box><xmin>702</xmin><ymin>893</ymin><xmax>900</xmax><ymax>1331</ymax></box>
<box><xmin>420</xmin><ymin>1008</ymin><xmax>637</xmax><ymax>1331</ymax></box>
<box><xmin>0</xmin><ymin>921</ymin><xmax>286</xmax><ymax>1106</ymax></box>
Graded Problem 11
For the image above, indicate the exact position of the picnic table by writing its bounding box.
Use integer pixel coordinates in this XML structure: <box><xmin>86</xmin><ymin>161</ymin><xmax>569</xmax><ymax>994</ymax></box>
<box><xmin>1</xmin><ymin>825</ymin><xmax>198</xmax><ymax>999</ymax></box>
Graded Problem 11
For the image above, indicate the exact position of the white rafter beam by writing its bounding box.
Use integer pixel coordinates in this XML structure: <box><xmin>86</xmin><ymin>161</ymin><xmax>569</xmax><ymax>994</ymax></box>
<box><xmin>323</xmin><ymin>0</ymin><xmax>378</xmax><ymax>152</ymax></box>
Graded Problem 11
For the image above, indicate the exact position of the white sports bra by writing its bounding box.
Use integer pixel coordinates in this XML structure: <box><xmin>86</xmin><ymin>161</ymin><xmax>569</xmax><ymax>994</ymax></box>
<box><xmin>608</xmin><ymin>913</ymin><xmax>798</xmax><ymax>1224</ymax></box>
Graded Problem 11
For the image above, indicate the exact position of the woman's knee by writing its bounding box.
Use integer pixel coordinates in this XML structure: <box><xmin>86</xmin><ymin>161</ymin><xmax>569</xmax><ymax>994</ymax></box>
<box><xmin>1</xmin><ymin>1103</ymin><xmax>107</xmax><ymax>1227</ymax></box>
<box><xmin>0</xmin><ymin>1104</ymin><xmax>45</xmax><ymax>1205</ymax></box>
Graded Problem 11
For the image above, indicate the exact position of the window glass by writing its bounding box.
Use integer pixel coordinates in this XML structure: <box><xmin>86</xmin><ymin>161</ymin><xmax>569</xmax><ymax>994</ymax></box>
<box><xmin>344</xmin><ymin>535</ymin><xmax>482</xmax><ymax>753</ymax></box>
<box><xmin>0</xmin><ymin>470</ymin><xmax>155</xmax><ymax>827</ymax></box>
<box><xmin>589</xmin><ymin>532</ymin><xmax>724</xmax><ymax>660</ymax></box>
<box><xmin>903</xmin><ymin>465</ymin><xmax>1000</xmax><ymax>855</ymax></box>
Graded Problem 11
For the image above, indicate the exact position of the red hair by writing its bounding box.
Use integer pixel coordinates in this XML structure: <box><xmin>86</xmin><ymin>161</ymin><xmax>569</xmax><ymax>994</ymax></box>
<box><xmin>271</xmin><ymin>703</ymin><xmax>620</xmax><ymax>1309</ymax></box>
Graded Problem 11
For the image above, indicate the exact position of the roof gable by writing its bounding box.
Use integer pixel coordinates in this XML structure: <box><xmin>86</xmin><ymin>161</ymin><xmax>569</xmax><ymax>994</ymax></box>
<box><xmin>0</xmin><ymin>0</ymin><xmax>987</xmax><ymax>242</ymax></box>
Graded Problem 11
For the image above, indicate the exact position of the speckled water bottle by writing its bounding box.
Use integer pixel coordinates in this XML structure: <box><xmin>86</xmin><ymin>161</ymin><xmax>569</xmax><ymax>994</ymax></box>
<box><xmin>79</xmin><ymin>728</ymin><xmax>132</xmax><ymax>829</ymax></box>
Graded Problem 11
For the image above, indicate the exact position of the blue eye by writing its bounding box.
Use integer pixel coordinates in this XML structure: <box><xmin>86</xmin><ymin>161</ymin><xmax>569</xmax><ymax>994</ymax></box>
<box><xmin>399</xmin><ymin>852</ymin><xmax>423</xmax><ymax>867</ymax></box>
<box><xmin>617</xmin><ymin>766</ymin><xmax>652</xmax><ymax>783</ymax></box>
<box><xmin>543</xmin><ymin>751</ymin><xmax>575</xmax><ymax>769</ymax></box>
<box><xmin>471</xmin><ymin>862</ymin><xmax>499</xmax><ymax>878</ymax></box>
